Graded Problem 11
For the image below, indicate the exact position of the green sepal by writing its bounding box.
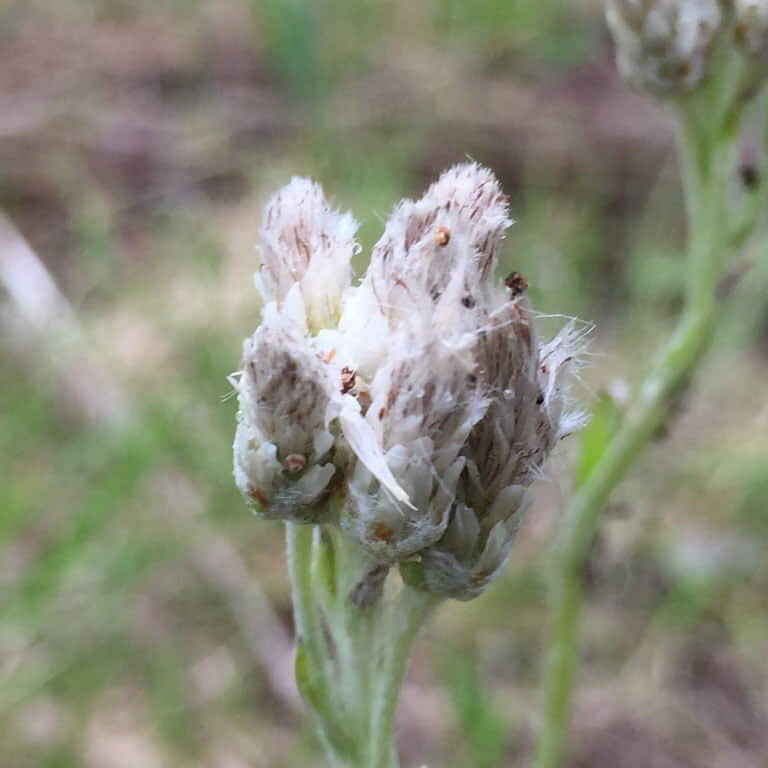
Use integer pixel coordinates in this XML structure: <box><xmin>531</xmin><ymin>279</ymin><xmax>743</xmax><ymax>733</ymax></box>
<box><xmin>399</xmin><ymin>559</ymin><xmax>427</xmax><ymax>590</ymax></box>
<box><xmin>294</xmin><ymin>639</ymin><xmax>324</xmax><ymax>713</ymax></box>
<box><xmin>313</xmin><ymin>528</ymin><xmax>337</xmax><ymax>603</ymax></box>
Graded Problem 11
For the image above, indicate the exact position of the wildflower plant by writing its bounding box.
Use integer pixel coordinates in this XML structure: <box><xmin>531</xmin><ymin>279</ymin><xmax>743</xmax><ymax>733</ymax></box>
<box><xmin>232</xmin><ymin>3</ymin><xmax>768</xmax><ymax>764</ymax></box>
<box><xmin>233</xmin><ymin>164</ymin><xmax>584</xmax><ymax>766</ymax></box>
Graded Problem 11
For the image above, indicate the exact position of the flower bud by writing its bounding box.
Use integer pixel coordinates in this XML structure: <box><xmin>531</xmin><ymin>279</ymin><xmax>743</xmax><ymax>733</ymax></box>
<box><xmin>368</xmin><ymin>162</ymin><xmax>511</xmax><ymax>315</ymax></box>
<box><xmin>337</xmin><ymin>164</ymin><xmax>510</xmax><ymax>560</ymax></box>
<box><xmin>233</xmin><ymin>315</ymin><xmax>337</xmax><ymax>522</ymax></box>
<box><xmin>255</xmin><ymin>177</ymin><xmax>359</xmax><ymax>332</ymax></box>
<box><xmin>335</xmin><ymin>165</ymin><xmax>584</xmax><ymax>597</ymax></box>
<box><xmin>419</xmin><ymin>311</ymin><xmax>586</xmax><ymax>599</ymax></box>
<box><xmin>341</xmin><ymin>337</ymin><xmax>488</xmax><ymax>561</ymax></box>
<box><xmin>605</xmin><ymin>0</ymin><xmax>722</xmax><ymax>94</ymax></box>
<box><xmin>337</xmin><ymin>163</ymin><xmax>511</xmax><ymax>378</ymax></box>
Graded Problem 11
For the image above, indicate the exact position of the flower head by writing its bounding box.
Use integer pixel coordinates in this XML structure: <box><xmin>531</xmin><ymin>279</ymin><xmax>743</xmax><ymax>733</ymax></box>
<box><xmin>233</xmin><ymin>313</ymin><xmax>337</xmax><ymax>522</ymax></box>
<box><xmin>234</xmin><ymin>163</ymin><xmax>585</xmax><ymax>599</ymax></box>
<box><xmin>419</xmin><ymin>315</ymin><xmax>587</xmax><ymax>599</ymax></box>
<box><xmin>338</xmin><ymin>165</ymin><xmax>512</xmax><ymax>561</ymax></box>
<box><xmin>605</xmin><ymin>0</ymin><xmax>722</xmax><ymax>93</ymax></box>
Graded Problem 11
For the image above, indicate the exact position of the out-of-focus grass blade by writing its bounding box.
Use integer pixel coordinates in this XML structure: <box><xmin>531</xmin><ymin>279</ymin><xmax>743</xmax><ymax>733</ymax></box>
<box><xmin>573</xmin><ymin>393</ymin><xmax>623</xmax><ymax>490</ymax></box>
<box><xmin>254</xmin><ymin>0</ymin><xmax>321</xmax><ymax>101</ymax></box>
<box><xmin>440</xmin><ymin>650</ymin><xmax>508</xmax><ymax>768</ymax></box>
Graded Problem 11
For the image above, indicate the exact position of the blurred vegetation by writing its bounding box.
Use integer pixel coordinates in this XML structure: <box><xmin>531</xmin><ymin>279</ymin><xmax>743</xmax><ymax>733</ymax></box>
<box><xmin>1</xmin><ymin>1</ymin><xmax>767</xmax><ymax>766</ymax></box>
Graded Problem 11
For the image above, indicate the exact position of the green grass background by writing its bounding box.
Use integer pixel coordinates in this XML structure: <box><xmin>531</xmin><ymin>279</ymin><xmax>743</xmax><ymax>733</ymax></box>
<box><xmin>1</xmin><ymin>1</ymin><xmax>767</xmax><ymax>766</ymax></box>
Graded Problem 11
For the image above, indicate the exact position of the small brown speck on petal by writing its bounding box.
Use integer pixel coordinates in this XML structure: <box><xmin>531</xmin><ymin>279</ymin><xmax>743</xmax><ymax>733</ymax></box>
<box><xmin>434</xmin><ymin>226</ymin><xmax>451</xmax><ymax>246</ymax></box>
<box><xmin>504</xmin><ymin>271</ymin><xmax>528</xmax><ymax>297</ymax></box>
<box><xmin>341</xmin><ymin>367</ymin><xmax>357</xmax><ymax>395</ymax></box>
<box><xmin>247</xmin><ymin>487</ymin><xmax>269</xmax><ymax>506</ymax></box>
<box><xmin>283</xmin><ymin>454</ymin><xmax>307</xmax><ymax>473</ymax></box>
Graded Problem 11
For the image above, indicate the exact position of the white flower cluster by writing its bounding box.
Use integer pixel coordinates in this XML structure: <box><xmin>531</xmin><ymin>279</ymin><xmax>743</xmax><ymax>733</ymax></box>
<box><xmin>605</xmin><ymin>0</ymin><xmax>722</xmax><ymax>93</ymax></box>
<box><xmin>232</xmin><ymin>164</ymin><xmax>584</xmax><ymax>599</ymax></box>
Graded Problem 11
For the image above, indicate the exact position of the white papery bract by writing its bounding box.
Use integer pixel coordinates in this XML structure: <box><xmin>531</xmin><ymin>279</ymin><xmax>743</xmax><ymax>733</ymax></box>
<box><xmin>234</xmin><ymin>163</ymin><xmax>584</xmax><ymax>600</ymax></box>
<box><xmin>255</xmin><ymin>177</ymin><xmax>359</xmax><ymax>332</ymax></box>
<box><xmin>605</xmin><ymin>0</ymin><xmax>722</xmax><ymax>93</ymax></box>
<box><xmin>233</xmin><ymin>313</ymin><xmax>337</xmax><ymax>523</ymax></box>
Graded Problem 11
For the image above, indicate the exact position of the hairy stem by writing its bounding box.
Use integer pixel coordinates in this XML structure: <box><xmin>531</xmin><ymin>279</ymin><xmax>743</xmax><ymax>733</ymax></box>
<box><xmin>366</xmin><ymin>587</ymin><xmax>439</xmax><ymax>768</ymax></box>
<box><xmin>286</xmin><ymin>523</ymin><xmax>328</xmax><ymax>683</ymax></box>
<box><xmin>288</xmin><ymin>520</ymin><xmax>439</xmax><ymax>768</ymax></box>
<box><xmin>287</xmin><ymin>523</ymin><xmax>353</xmax><ymax>763</ymax></box>
<box><xmin>533</xmin><ymin>108</ymin><xmax>737</xmax><ymax>768</ymax></box>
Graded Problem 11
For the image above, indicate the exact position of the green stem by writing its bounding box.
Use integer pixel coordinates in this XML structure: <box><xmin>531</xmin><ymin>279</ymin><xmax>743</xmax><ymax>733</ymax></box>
<box><xmin>286</xmin><ymin>523</ymin><xmax>328</xmax><ymax>681</ymax></box>
<box><xmin>287</xmin><ymin>522</ymin><xmax>351</xmax><ymax>764</ymax></box>
<box><xmin>534</xmin><ymin>312</ymin><xmax>715</xmax><ymax>768</ymax></box>
<box><xmin>366</xmin><ymin>587</ymin><xmax>439</xmax><ymax>768</ymax></box>
<box><xmin>321</xmin><ymin>526</ymin><xmax>379</xmax><ymax>750</ymax></box>
<box><xmin>288</xmin><ymin>521</ymin><xmax>439</xmax><ymax>768</ymax></box>
<box><xmin>534</xmin><ymin>110</ymin><xmax>736</xmax><ymax>768</ymax></box>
